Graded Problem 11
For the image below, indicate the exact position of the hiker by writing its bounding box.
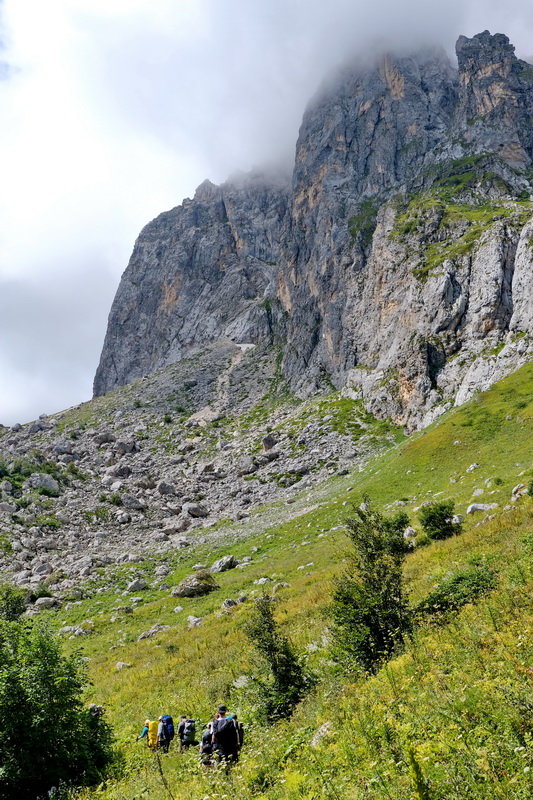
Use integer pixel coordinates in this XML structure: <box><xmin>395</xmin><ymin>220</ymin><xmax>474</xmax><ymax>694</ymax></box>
<box><xmin>229</xmin><ymin>713</ymin><xmax>244</xmax><ymax>752</ymax></box>
<box><xmin>178</xmin><ymin>715</ymin><xmax>197</xmax><ymax>751</ymax></box>
<box><xmin>147</xmin><ymin>719</ymin><xmax>159</xmax><ymax>750</ymax></box>
<box><xmin>199</xmin><ymin>718</ymin><xmax>216</xmax><ymax>769</ymax></box>
<box><xmin>212</xmin><ymin>705</ymin><xmax>239</xmax><ymax>768</ymax></box>
<box><xmin>161</xmin><ymin>714</ymin><xmax>175</xmax><ymax>751</ymax></box>
<box><xmin>157</xmin><ymin>715</ymin><xmax>171</xmax><ymax>753</ymax></box>
<box><xmin>136</xmin><ymin>719</ymin><xmax>150</xmax><ymax>743</ymax></box>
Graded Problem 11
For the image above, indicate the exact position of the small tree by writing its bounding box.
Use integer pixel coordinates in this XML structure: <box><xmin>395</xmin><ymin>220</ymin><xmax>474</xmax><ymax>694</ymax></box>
<box><xmin>0</xmin><ymin>584</ymin><xmax>27</xmax><ymax>621</ymax></box>
<box><xmin>419</xmin><ymin>501</ymin><xmax>461</xmax><ymax>541</ymax></box>
<box><xmin>0</xmin><ymin>620</ymin><xmax>114</xmax><ymax>800</ymax></box>
<box><xmin>244</xmin><ymin>594</ymin><xmax>314</xmax><ymax>722</ymax></box>
<box><xmin>330</xmin><ymin>502</ymin><xmax>412</xmax><ymax>673</ymax></box>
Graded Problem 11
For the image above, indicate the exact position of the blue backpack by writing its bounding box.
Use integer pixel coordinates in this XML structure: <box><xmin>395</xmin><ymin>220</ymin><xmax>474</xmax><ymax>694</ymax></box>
<box><xmin>161</xmin><ymin>714</ymin><xmax>175</xmax><ymax>740</ymax></box>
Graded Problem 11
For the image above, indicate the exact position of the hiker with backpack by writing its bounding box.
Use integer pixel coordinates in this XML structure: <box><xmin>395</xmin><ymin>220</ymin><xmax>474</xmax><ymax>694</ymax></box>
<box><xmin>199</xmin><ymin>718</ymin><xmax>216</xmax><ymax>769</ymax></box>
<box><xmin>157</xmin><ymin>714</ymin><xmax>175</xmax><ymax>753</ymax></box>
<box><xmin>229</xmin><ymin>713</ymin><xmax>244</xmax><ymax>752</ymax></box>
<box><xmin>178</xmin><ymin>715</ymin><xmax>197</xmax><ymax>751</ymax></box>
<box><xmin>161</xmin><ymin>714</ymin><xmax>175</xmax><ymax>751</ymax></box>
<box><xmin>212</xmin><ymin>705</ymin><xmax>239</xmax><ymax>768</ymax></box>
<box><xmin>136</xmin><ymin>719</ymin><xmax>151</xmax><ymax>743</ymax></box>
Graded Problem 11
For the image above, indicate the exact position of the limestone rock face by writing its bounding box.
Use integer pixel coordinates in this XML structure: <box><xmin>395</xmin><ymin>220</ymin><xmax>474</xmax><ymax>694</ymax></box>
<box><xmin>94</xmin><ymin>31</ymin><xmax>533</xmax><ymax>429</ymax></box>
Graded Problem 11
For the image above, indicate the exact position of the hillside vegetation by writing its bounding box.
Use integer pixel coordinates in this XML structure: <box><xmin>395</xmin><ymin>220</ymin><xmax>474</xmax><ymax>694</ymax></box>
<box><xmin>43</xmin><ymin>364</ymin><xmax>533</xmax><ymax>799</ymax></box>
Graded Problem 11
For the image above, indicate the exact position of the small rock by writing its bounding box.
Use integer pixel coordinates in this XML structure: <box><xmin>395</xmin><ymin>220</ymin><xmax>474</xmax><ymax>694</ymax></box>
<box><xmin>137</xmin><ymin>623</ymin><xmax>170</xmax><ymax>641</ymax></box>
<box><xmin>187</xmin><ymin>615</ymin><xmax>203</xmax><ymax>628</ymax></box>
<box><xmin>115</xmin><ymin>662</ymin><xmax>131</xmax><ymax>670</ymax></box>
<box><xmin>221</xmin><ymin>598</ymin><xmax>237</xmax><ymax>609</ymax></box>
<box><xmin>403</xmin><ymin>526</ymin><xmax>417</xmax><ymax>540</ymax></box>
<box><xmin>173</xmin><ymin>605</ymin><xmax>183</xmax><ymax>613</ymax></box>
<box><xmin>466</xmin><ymin>463</ymin><xmax>480</xmax><ymax>473</ymax></box>
<box><xmin>311</xmin><ymin>721</ymin><xmax>333</xmax><ymax>747</ymax></box>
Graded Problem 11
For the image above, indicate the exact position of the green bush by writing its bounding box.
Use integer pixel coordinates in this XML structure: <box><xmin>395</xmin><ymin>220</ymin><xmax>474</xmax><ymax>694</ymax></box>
<box><xmin>415</xmin><ymin>563</ymin><xmax>497</xmax><ymax>620</ymax></box>
<box><xmin>108</xmin><ymin>493</ymin><xmax>123</xmax><ymax>506</ymax></box>
<box><xmin>419</xmin><ymin>501</ymin><xmax>462</xmax><ymax>540</ymax></box>
<box><xmin>0</xmin><ymin>585</ymin><xmax>27</xmax><ymax>621</ymax></box>
<box><xmin>34</xmin><ymin>515</ymin><xmax>60</xmax><ymax>530</ymax></box>
<box><xmin>244</xmin><ymin>594</ymin><xmax>314</xmax><ymax>722</ymax></box>
<box><xmin>330</xmin><ymin>502</ymin><xmax>412</xmax><ymax>673</ymax></box>
<box><xmin>0</xmin><ymin>620</ymin><xmax>115</xmax><ymax>799</ymax></box>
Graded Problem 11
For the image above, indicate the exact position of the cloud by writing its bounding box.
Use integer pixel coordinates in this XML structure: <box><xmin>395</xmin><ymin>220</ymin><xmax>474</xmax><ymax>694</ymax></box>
<box><xmin>1</xmin><ymin>0</ymin><xmax>533</xmax><ymax>424</ymax></box>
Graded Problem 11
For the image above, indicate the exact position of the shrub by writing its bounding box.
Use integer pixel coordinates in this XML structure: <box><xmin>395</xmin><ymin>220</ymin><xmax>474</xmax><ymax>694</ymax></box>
<box><xmin>163</xmin><ymin>413</ymin><xmax>173</xmax><ymax>424</ymax></box>
<box><xmin>244</xmin><ymin>594</ymin><xmax>314</xmax><ymax>722</ymax></box>
<box><xmin>527</xmin><ymin>479</ymin><xmax>533</xmax><ymax>497</ymax></box>
<box><xmin>108</xmin><ymin>493</ymin><xmax>123</xmax><ymax>506</ymax></box>
<box><xmin>330</xmin><ymin>502</ymin><xmax>412</xmax><ymax>673</ymax></box>
<box><xmin>34</xmin><ymin>514</ymin><xmax>61</xmax><ymax>529</ymax></box>
<box><xmin>0</xmin><ymin>620</ymin><xmax>115</xmax><ymax>799</ymax></box>
<box><xmin>415</xmin><ymin>563</ymin><xmax>497</xmax><ymax>620</ymax></box>
<box><xmin>419</xmin><ymin>501</ymin><xmax>461</xmax><ymax>540</ymax></box>
<box><xmin>0</xmin><ymin>585</ymin><xmax>27</xmax><ymax>620</ymax></box>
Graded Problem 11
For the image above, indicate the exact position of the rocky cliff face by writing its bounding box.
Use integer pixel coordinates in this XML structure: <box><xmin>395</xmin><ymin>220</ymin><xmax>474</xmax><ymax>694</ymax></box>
<box><xmin>94</xmin><ymin>31</ymin><xmax>533</xmax><ymax>429</ymax></box>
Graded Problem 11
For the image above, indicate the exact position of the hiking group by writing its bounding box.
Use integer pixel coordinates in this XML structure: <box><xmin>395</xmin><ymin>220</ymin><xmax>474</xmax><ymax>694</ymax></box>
<box><xmin>136</xmin><ymin>705</ymin><xmax>244</xmax><ymax>768</ymax></box>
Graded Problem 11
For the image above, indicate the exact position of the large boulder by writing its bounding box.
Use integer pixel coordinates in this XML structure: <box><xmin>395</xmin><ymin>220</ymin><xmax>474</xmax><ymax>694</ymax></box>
<box><xmin>24</xmin><ymin>473</ymin><xmax>60</xmax><ymax>494</ymax></box>
<box><xmin>171</xmin><ymin>572</ymin><xmax>219</xmax><ymax>598</ymax></box>
<box><xmin>182</xmin><ymin>502</ymin><xmax>209</xmax><ymax>518</ymax></box>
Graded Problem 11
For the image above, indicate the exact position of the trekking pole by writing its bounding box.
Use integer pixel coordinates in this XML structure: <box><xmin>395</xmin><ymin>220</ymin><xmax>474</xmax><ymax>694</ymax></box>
<box><xmin>154</xmin><ymin>750</ymin><xmax>176</xmax><ymax>800</ymax></box>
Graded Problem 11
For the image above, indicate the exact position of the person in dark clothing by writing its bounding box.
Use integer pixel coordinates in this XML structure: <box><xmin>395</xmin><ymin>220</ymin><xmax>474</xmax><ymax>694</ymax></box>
<box><xmin>178</xmin><ymin>715</ymin><xmax>197</xmax><ymax>752</ymax></box>
<box><xmin>229</xmin><ymin>714</ymin><xmax>244</xmax><ymax>752</ymax></box>
<box><xmin>157</xmin><ymin>716</ymin><xmax>170</xmax><ymax>753</ymax></box>
<box><xmin>212</xmin><ymin>705</ymin><xmax>239</xmax><ymax>769</ymax></box>
<box><xmin>199</xmin><ymin>719</ymin><xmax>216</xmax><ymax>769</ymax></box>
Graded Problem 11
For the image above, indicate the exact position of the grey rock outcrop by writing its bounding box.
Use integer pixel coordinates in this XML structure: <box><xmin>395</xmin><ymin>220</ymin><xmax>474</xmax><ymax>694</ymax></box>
<box><xmin>94</xmin><ymin>31</ymin><xmax>533</xmax><ymax>430</ymax></box>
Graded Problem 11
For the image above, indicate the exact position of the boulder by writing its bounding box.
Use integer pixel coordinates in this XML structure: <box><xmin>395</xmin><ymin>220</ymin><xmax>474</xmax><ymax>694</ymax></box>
<box><xmin>466</xmin><ymin>503</ymin><xmax>499</xmax><ymax>514</ymax></box>
<box><xmin>24</xmin><ymin>473</ymin><xmax>60</xmax><ymax>494</ymax></box>
<box><xmin>34</xmin><ymin>596</ymin><xmax>59</xmax><ymax>610</ymax></box>
<box><xmin>126</xmin><ymin>578</ymin><xmax>148</xmax><ymax>592</ymax></box>
<box><xmin>182</xmin><ymin>502</ymin><xmax>209</xmax><ymax>518</ymax></box>
<box><xmin>262</xmin><ymin>433</ymin><xmax>277</xmax><ymax>451</ymax></box>
<box><xmin>162</xmin><ymin>516</ymin><xmax>190</xmax><ymax>534</ymax></box>
<box><xmin>157</xmin><ymin>481</ymin><xmax>175</xmax><ymax>495</ymax></box>
<box><xmin>94</xmin><ymin>431</ymin><xmax>116</xmax><ymax>445</ymax></box>
<box><xmin>171</xmin><ymin>573</ymin><xmax>219</xmax><ymax>598</ymax></box>
<box><xmin>210</xmin><ymin>554</ymin><xmax>239</xmax><ymax>573</ymax></box>
<box><xmin>121</xmin><ymin>494</ymin><xmax>146</xmax><ymax>511</ymax></box>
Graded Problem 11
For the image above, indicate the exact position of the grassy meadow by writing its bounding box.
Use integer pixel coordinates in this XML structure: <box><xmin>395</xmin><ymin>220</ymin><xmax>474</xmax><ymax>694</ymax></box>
<box><xmin>44</xmin><ymin>363</ymin><xmax>533</xmax><ymax>799</ymax></box>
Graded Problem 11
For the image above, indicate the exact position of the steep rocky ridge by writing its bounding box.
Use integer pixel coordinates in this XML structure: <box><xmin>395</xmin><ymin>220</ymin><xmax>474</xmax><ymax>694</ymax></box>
<box><xmin>95</xmin><ymin>31</ymin><xmax>533</xmax><ymax>429</ymax></box>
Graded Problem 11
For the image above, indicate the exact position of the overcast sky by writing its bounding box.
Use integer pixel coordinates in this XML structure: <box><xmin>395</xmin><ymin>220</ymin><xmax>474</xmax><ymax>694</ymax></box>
<box><xmin>1</xmin><ymin>0</ymin><xmax>533</xmax><ymax>425</ymax></box>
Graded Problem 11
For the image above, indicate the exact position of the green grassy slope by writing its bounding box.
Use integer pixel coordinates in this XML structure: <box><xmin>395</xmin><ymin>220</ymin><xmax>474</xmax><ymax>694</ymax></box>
<box><xmin>59</xmin><ymin>364</ymin><xmax>532</xmax><ymax>799</ymax></box>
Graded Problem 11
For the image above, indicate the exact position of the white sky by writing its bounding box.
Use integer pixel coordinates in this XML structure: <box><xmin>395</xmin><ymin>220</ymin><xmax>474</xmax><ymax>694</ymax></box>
<box><xmin>1</xmin><ymin>0</ymin><xmax>533</xmax><ymax>425</ymax></box>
